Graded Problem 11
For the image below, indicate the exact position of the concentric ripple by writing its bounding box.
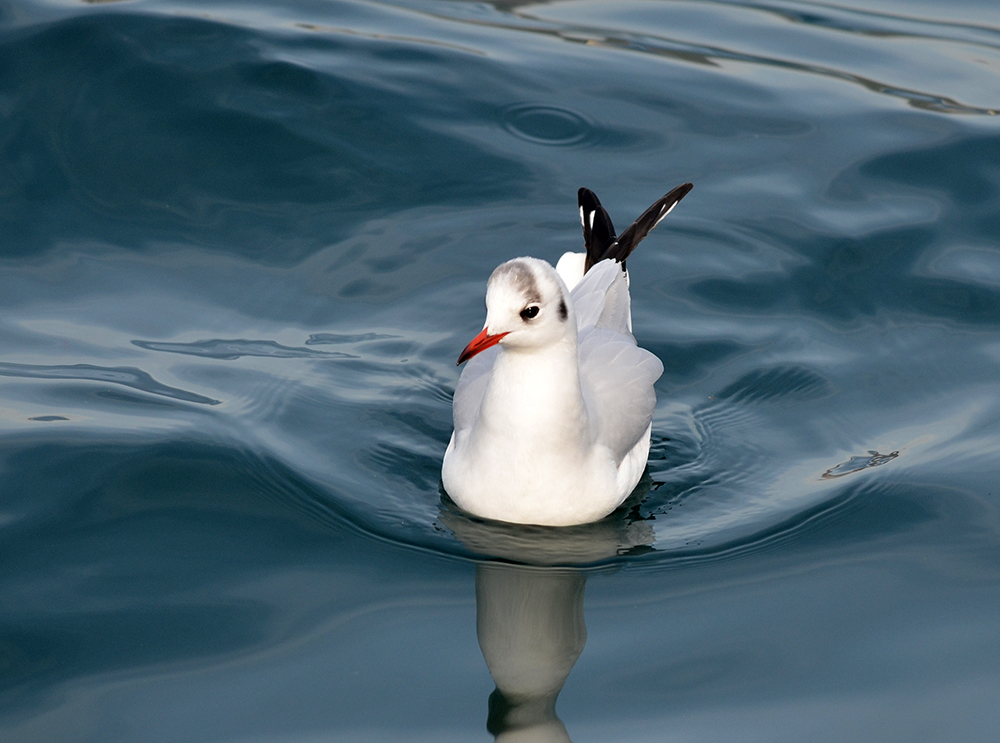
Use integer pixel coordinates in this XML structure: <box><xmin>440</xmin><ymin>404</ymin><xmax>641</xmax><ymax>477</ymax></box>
<box><xmin>502</xmin><ymin>104</ymin><xmax>593</xmax><ymax>146</ymax></box>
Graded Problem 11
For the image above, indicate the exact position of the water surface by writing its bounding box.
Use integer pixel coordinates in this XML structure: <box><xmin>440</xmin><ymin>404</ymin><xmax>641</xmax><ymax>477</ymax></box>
<box><xmin>2</xmin><ymin>0</ymin><xmax>1000</xmax><ymax>740</ymax></box>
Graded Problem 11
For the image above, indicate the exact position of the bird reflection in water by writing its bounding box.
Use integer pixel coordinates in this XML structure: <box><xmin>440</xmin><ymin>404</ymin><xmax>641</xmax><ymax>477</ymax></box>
<box><xmin>440</xmin><ymin>494</ymin><xmax>655</xmax><ymax>742</ymax></box>
<box><xmin>478</xmin><ymin>564</ymin><xmax>584</xmax><ymax>743</ymax></box>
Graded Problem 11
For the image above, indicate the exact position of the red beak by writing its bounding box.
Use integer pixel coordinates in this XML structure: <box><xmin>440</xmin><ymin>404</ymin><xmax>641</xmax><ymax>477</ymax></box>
<box><xmin>457</xmin><ymin>327</ymin><xmax>509</xmax><ymax>365</ymax></box>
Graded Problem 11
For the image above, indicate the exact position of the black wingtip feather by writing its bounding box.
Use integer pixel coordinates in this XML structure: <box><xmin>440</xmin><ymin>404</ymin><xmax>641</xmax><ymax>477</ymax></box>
<box><xmin>578</xmin><ymin>188</ymin><xmax>618</xmax><ymax>273</ymax></box>
<box><xmin>603</xmin><ymin>182</ymin><xmax>692</xmax><ymax>265</ymax></box>
<box><xmin>578</xmin><ymin>182</ymin><xmax>693</xmax><ymax>273</ymax></box>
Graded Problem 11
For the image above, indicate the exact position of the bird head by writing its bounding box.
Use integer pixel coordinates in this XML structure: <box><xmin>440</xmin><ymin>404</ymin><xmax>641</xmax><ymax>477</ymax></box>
<box><xmin>458</xmin><ymin>258</ymin><xmax>573</xmax><ymax>364</ymax></box>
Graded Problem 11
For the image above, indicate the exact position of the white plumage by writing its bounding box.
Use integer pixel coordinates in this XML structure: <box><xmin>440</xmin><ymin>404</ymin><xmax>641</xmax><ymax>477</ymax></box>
<box><xmin>442</xmin><ymin>184</ymin><xmax>692</xmax><ymax>526</ymax></box>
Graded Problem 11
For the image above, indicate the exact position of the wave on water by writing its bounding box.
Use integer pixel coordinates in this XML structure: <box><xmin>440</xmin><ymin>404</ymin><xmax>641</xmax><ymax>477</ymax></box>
<box><xmin>132</xmin><ymin>338</ymin><xmax>358</xmax><ymax>360</ymax></box>
<box><xmin>0</xmin><ymin>361</ymin><xmax>220</xmax><ymax>405</ymax></box>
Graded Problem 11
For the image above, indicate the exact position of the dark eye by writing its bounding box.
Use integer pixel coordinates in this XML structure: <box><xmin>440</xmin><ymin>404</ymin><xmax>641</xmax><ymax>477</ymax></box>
<box><xmin>520</xmin><ymin>305</ymin><xmax>539</xmax><ymax>320</ymax></box>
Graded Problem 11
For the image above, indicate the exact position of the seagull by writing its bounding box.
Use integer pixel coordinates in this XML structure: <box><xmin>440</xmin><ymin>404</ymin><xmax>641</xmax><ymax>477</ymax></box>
<box><xmin>442</xmin><ymin>183</ymin><xmax>693</xmax><ymax>526</ymax></box>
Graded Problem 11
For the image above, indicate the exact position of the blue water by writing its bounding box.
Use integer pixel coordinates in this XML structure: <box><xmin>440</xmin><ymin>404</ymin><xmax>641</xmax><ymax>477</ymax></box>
<box><xmin>2</xmin><ymin>0</ymin><xmax>1000</xmax><ymax>740</ymax></box>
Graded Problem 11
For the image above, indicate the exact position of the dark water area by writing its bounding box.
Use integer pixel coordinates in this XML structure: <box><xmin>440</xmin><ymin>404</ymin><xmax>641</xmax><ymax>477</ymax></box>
<box><xmin>2</xmin><ymin>0</ymin><xmax>1000</xmax><ymax>740</ymax></box>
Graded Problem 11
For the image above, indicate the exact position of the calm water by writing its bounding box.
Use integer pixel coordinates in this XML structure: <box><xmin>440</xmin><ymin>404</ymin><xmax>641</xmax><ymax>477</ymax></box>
<box><xmin>2</xmin><ymin>0</ymin><xmax>1000</xmax><ymax>740</ymax></box>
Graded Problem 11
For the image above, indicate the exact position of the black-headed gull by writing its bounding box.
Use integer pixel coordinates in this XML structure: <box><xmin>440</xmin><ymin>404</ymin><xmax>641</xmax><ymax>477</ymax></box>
<box><xmin>442</xmin><ymin>184</ymin><xmax>693</xmax><ymax>526</ymax></box>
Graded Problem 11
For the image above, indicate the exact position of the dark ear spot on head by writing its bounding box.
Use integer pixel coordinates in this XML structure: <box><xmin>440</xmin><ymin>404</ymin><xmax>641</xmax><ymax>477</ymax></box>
<box><xmin>558</xmin><ymin>299</ymin><xmax>568</xmax><ymax>322</ymax></box>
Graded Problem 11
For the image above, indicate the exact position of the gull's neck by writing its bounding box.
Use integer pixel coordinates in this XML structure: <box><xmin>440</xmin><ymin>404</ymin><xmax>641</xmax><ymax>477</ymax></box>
<box><xmin>474</xmin><ymin>334</ymin><xmax>592</xmax><ymax>456</ymax></box>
